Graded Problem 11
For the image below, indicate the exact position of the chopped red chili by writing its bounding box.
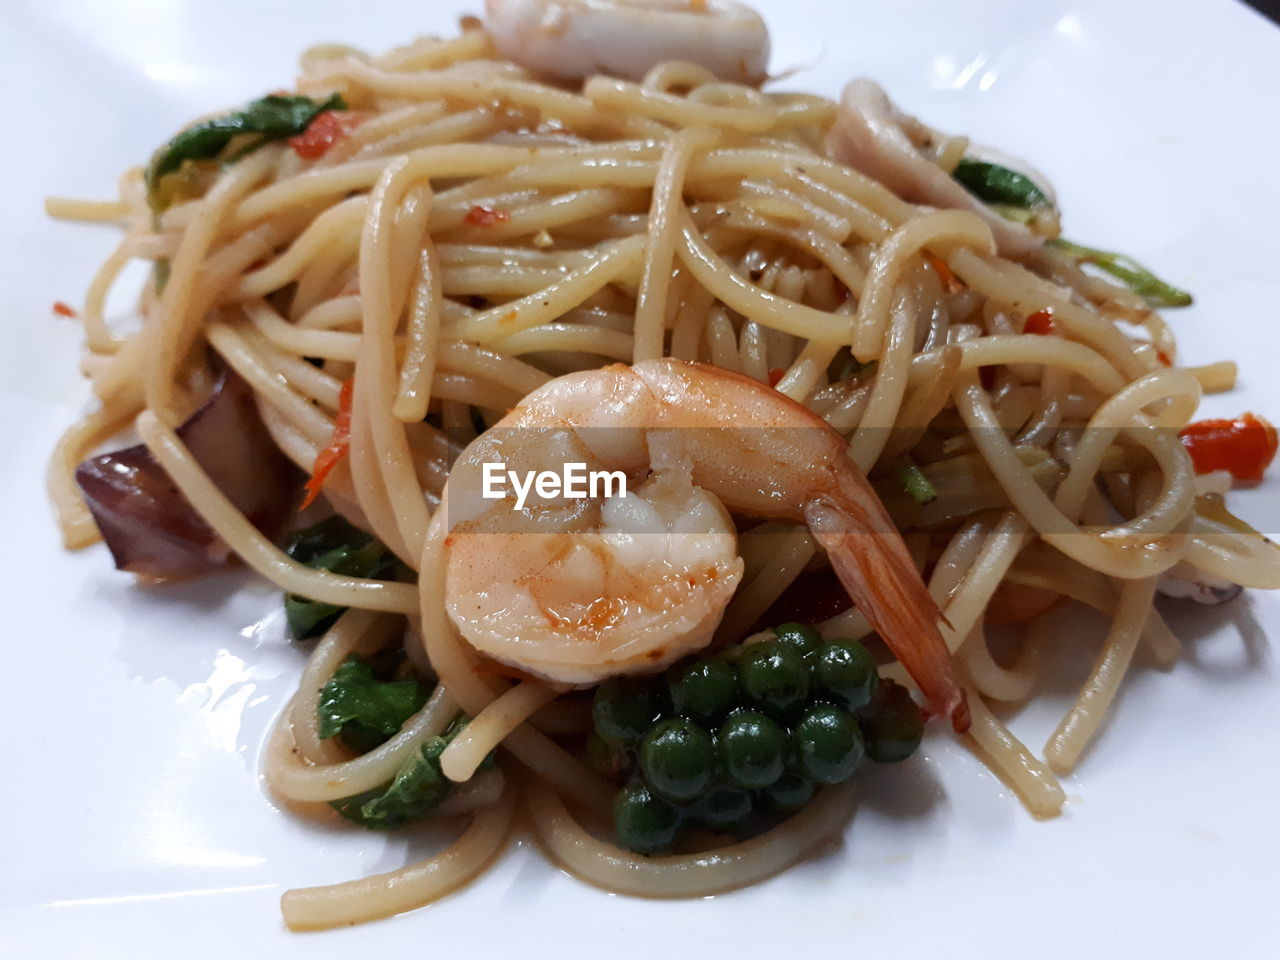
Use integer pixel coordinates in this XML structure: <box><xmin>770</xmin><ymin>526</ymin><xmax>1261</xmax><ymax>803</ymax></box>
<box><xmin>924</xmin><ymin>252</ymin><xmax>964</xmax><ymax>294</ymax></box>
<box><xmin>1179</xmin><ymin>413</ymin><xmax>1278</xmax><ymax>486</ymax></box>
<box><xmin>300</xmin><ymin>378</ymin><xmax>355</xmax><ymax>510</ymax></box>
<box><xmin>288</xmin><ymin>110</ymin><xmax>362</xmax><ymax>160</ymax></box>
<box><xmin>1023</xmin><ymin>309</ymin><xmax>1055</xmax><ymax>335</ymax></box>
<box><xmin>465</xmin><ymin>205</ymin><xmax>512</xmax><ymax>227</ymax></box>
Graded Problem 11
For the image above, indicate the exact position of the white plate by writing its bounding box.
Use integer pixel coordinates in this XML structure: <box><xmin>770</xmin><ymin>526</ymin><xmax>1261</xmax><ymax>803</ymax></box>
<box><xmin>3</xmin><ymin>1</ymin><xmax>1279</xmax><ymax>956</ymax></box>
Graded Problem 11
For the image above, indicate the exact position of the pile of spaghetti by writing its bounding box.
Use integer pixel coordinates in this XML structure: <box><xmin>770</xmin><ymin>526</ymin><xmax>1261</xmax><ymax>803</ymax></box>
<box><xmin>46</xmin><ymin>0</ymin><xmax>1280</xmax><ymax>931</ymax></box>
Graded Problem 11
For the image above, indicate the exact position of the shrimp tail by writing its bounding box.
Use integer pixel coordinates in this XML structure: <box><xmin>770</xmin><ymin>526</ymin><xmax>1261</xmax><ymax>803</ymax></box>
<box><xmin>803</xmin><ymin>484</ymin><xmax>970</xmax><ymax>733</ymax></box>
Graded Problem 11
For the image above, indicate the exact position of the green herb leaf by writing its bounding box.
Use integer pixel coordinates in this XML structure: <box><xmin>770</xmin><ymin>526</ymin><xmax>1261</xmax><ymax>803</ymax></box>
<box><xmin>146</xmin><ymin>93</ymin><xmax>344</xmax><ymax>211</ymax></box>
<box><xmin>953</xmin><ymin>159</ymin><xmax>1049</xmax><ymax>210</ymax></box>
<box><xmin>896</xmin><ymin>460</ymin><xmax>938</xmax><ymax>506</ymax></box>
<box><xmin>329</xmin><ymin>733</ymin><xmax>456</xmax><ymax>830</ymax></box>
<box><xmin>1051</xmin><ymin>238</ymin><xmax>1193</xmax><ymax>307</ymax></box>
<box><xmin>284</xmin><ymin>516</ymin><xmax>396</xmax><ymax>640</ymax></box>
<box><xmin>318</xmin><ymin>655</ymin><xmax>429</xmax><ymax>754</ymax></box>
<box><xmin>286</xmin><ymin>514</ymin><xmax>368</xmax><ymax>565</ymax></box>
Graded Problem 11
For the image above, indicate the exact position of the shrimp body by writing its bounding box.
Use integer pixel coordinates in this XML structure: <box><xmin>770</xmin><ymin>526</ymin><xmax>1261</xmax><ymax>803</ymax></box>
<box><xmin>443</xmin><ymin>359</ymin><xmax>968</xmax><ymax>729</ymax></box>
<box><xmin>482</xmin><ymin>0</ymin><xmax>770</xmax><ymax>85</ymax></box>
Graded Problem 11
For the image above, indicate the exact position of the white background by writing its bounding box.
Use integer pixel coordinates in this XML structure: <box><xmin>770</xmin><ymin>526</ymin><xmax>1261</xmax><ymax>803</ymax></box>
<box><xmin>2</xmin><ymin>1</ymin><xmax>1279</xmax><ymax>957</ymax></box>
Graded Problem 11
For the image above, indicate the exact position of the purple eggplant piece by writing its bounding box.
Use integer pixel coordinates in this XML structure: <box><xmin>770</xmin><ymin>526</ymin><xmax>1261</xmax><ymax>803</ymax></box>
<box><xmin>75</xmin><ymin>368</ymin><xmax>300</xmax><ymax>580</ymax></box>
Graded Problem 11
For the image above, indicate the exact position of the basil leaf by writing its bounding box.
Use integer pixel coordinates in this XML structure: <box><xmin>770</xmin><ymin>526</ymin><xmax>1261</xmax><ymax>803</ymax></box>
<box><xmin>286</xmin><ymin>515</ymin><xmax>366</xmax><ymax>565</ymax></box>
<box><xmin>146</xmin><ymin>93</ymin><xmax>344</xmax><ymax>211</ymax></box>
<box><xmin>1051</xmin><ymin>238</ymin><xmax>1193</xmax><ymax>307</ymax></box>
<box><xmin>954</xmin><ymin>158</ymin><xmax>1049</xmax><ymax>210</ymax></box>
<box><xmin>330</xmin><ymin>731</ymin><xmax>457</xmax><ymax>830</ymax></box>
<box><xmin>284</xmin><ymin>516</ymin><xmax>396</xmax><ymax>640</ymax></box>
<box><xmin>318</xmin><ymin>655</ymin><xmax>429</xmax><ymax>754</ymax></box>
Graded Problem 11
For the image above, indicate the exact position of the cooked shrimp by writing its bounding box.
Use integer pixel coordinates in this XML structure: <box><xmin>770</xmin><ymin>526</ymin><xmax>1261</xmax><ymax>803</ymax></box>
<box><xmin>442</xmin><ymin>359</ymin><xmax>969</xmax><ymax>730</ymax></box>
<box><xmin>826</xmin><ymin>78</ymin><xmax>1046</xmax><ymax>259</ymax></box>
<box><xmin>482</xmin><ymin>0</ymin><xmax>770</xmax><ymax>85</ymax></box>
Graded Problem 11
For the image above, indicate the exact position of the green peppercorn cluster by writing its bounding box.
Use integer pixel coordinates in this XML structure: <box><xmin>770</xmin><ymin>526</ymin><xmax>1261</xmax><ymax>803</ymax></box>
<box><xmin>590</xmin><ymin>623</ymin><xmax>926</xmax><ymax>855</ymax></box>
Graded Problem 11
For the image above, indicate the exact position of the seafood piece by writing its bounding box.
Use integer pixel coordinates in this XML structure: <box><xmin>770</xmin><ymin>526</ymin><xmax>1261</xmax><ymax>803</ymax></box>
<box><xmin>483</xmin><ymin>0</ymin><xmax>770</xmax><ymax>84</ymax></box>
<box><xmin>1156</xmin><ymin>563</ymin><xmax>1242</xmax><ymax>605</ymax></box>
<box><xmin>827</xmin><ymin>78</ymin><xmax>1046</xmax><ymax>258</ymax></box>
<box><xmin>442</xmin><ymin>359</ymin><xmax>969</xmax><ymax>730</ymax></box>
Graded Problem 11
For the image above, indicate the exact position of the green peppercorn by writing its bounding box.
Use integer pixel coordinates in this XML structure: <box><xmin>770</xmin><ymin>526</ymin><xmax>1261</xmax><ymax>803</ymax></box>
<box><xmin>717</xmin><ymin>709</ymin><xmax>787</xmax><ymax>789</ymax></box>
<box><xmin>694</xmin><ymin>785</ymin><xmax>754</xmax><ymax>832</ymax></box>
<box><xmin>614</xmin><ymin>780</ymin><xmax>680</xmax><ymax>854</ymax></box>
<box><xmin>667</xmin><ymin>656</ymin><xmax>739</xmax><ymax>725</ymax></box>
<box><xmin>736</xmin><ymin>640</ymin><xmax>809</xmax><ymax>720</ymax></box>
<box><xmin>858</xmin><ymin>680</ymin><xmax>924</xmax><ymax>763</ymax></box>
<box><xmin>638</xmin><ymin>717</ymin><xmax>717</xmax><ymax>803</ymax></box>
<box><xmin>812</xmin><ymin>639</ymin><xmax>877</xmax><ymax>711</ymax></box>
<box><xmin>763</xmin><ymin>771</ymin><xmax>816</xmax><ymax>813</ymax></box>
<box><xmin>773</xmin><ymin>622</ymin><xmax>822</xmax><ymax>660</ymax></box>
<box><xmin>593</xmin><ymin>677</ymin><xmax>667</xmax><ymax>747</ymax></box>
<box><xmin>791</xmin><ymin>704</ymin><xmax>865</xmax><ymax>784</ymax></box>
